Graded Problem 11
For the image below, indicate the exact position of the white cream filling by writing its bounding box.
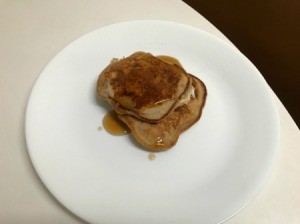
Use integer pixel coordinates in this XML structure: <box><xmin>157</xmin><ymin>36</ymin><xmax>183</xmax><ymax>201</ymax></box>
<box><xmin>177</xmin><ymin>86</ymin><xmax>195</xmax><ymax>106</ymax></box>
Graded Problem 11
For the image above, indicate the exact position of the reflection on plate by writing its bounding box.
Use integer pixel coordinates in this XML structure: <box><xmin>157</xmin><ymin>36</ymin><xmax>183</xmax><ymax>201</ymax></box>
<box><xmin>26</xmin><ymin>21</ymin><xmax>279</xmax><ymax>224</ymax></box>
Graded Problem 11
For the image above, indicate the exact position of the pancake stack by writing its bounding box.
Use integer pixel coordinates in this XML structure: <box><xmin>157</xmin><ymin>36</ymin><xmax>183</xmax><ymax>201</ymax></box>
<box><xmin>97</xmin><ymin>52</ymin><xmax>207</xmax><ymax>151</ymax></box>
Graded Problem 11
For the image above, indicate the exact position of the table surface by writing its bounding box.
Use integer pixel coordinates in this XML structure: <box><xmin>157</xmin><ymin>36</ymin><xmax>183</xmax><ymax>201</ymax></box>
<box><xmin>1</xmin><ymin>1</ymin><xmax>299</xmax><ymax>223</ymax></box>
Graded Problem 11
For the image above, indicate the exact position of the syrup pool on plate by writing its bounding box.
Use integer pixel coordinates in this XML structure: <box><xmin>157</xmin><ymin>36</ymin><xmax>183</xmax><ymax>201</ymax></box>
<box><xmin>102</xmin><ymin>111</ymin><xmax>130</xmax><ymax>136</ymax></box>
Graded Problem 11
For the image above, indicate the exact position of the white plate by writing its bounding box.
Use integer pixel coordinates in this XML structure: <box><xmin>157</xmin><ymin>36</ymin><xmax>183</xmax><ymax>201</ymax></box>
<box><xmin>26</xmin><ymin>21</ymin><xmax>279</xmax><ymax>224</ymax></box>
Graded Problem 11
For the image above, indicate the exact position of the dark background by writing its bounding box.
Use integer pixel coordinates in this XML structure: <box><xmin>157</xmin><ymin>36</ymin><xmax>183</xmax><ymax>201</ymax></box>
<box><xmin>183</xmin><ymin>0</ymin><xmax>300</xmax><ymax>127</ymax></box>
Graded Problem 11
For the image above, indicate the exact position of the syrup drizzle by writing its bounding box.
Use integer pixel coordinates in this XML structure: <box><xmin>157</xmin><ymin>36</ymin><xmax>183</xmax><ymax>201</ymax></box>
<box><xmin>102</xmin><ymin>111</ymin><xmax>130</xmax><ymax>136</ymax></box>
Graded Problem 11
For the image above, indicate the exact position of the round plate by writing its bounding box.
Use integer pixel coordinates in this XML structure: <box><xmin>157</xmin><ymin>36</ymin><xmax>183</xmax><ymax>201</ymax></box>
<box><xmin>26</xmin><ymin>21</ymin><xmax>279</xmax><ymax>224</ymax></box>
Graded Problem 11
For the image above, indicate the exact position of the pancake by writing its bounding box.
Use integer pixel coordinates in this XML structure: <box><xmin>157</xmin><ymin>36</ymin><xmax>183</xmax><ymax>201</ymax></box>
<box><xmin>97</xmin><ymin>52</ymin><xmax>191</xmax><ymax>122</ymax></box>
<box><xmin>118</xmin><ymin>75</ymin><xmax>207</xmax><ymax>151</ymax></box>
